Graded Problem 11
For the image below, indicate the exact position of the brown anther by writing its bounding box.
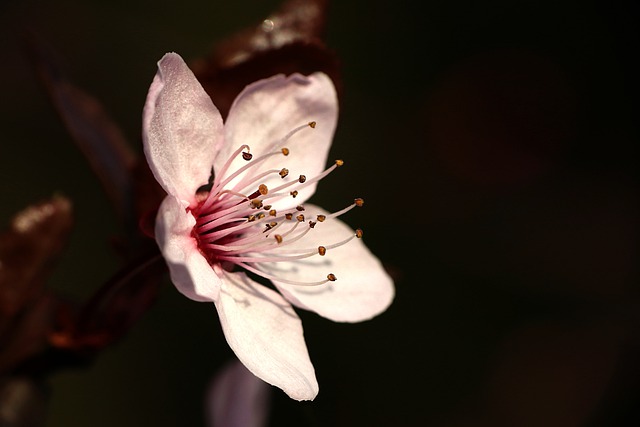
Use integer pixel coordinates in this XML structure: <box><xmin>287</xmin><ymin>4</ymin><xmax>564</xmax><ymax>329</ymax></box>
<box><xmin>285</xmin><ymin>213</ymin><xmax>293</xmax><ymax>220</ymax></box>
<box><xmin>308</xmin><ymin>221</ymin><xmax>317</xmax><ymax>228</ymax></box>
<box><xmin>274</xmin><ymin>234</ymin><xmax>283</xmax><ymax>244</ymax></box>
<box><xmin>279</xmin><ymin>168</ymin><xmax>289</xmax><ymax>178</ymax></box>
<box><xmin>247</xmin><ymin>215</ymin><xmax>256</xmax><ymax>222</ymax></box>
<box><xmin>327</xmin><ymin>273</ymin><xmax>337</xmax><ymax>281</ymax></box>
<box><xmin>318</xmin><ymin>246</ymin><xmax>327</xmax><ymax>256</ymax></box>
<box><xmin>355</xmin><ymin>228</ymin><xmax>364</xmax><ymax>238</ymax></box>
<box><xmin>316</xmin><ymin>214</ymin><xmax>326</xmax><ymax>222</ymax></box>
<box><xmin>354</xmin><ymin>198</ymin><xmax>364</xmax><ymax>207</ymax></box>
<box><xmin>308</xmin><ymin>121</ymin><xmax>316</xmax><ymax>128</ymax></box>
<box><xmin>258</xmin><ymin>184</ymin><xmax>268</xmax><ymax>195</ymax></box>
<box><xmin>335</xmin><ymin>159</ymin><xmax>344</xmax><ymax>167</ymax></box>
<box><xmin>251</xmin><ymin>199</ymin><xmax>263</xmax><ymax>209</ymax></box>
<box><xmin>296</xmin><ymin>205</ymin><xmax>305</xmax><ymax>211</ymax></box>
<box><xmin>298</xmin><ymin>175</ymin><xmax>307</xmax><ymax>183</ymax></box>
<box><xmin>257</xmin><ymin>213</ymin><xmax>266</xmax><ymax>220</ymax></box>
<box><xmin>290</xmin><ymin>190</ymin><xmax>298</xmax><ymax>198</ymax></box>
<box><xmin>242</xmin><ymin>151</ymin><xmax>253</xmax><ymax>161</ymax></box>
<box><xmin>269</xmin><ymin>221</ymin><xmax>277</xmax><ymax>228</ymax></box>
<box><xmin>296</xmin><ymin>214</ymin><xmax>305</xmax><ymax>222</ymax></box>
<box><xmin>269</xmin><ymin>209</ymin><xmax>277</xmax><ymax>216</ymax></box>
<box><xmin>281</xmin><ymin>148</ymin><xmax>290</xmax><ymax>156</ymax></box>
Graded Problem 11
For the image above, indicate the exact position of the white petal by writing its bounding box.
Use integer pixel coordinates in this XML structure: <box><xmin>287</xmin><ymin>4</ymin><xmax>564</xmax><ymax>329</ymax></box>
<box><xmin>155</xmin><ymin>195</ymin><xmax>221</xmax><ymax>302</ymax></box>
<box><xmin>216</xmin><ymin>73</ymin><xmax>338</xmax><ymax>209</ymax></box>
<box><xmin>143</xmin><ymin>52</ymin><xmax>223</xmax><ymax>203</ymax></box>
<box><xmin>214</xmin><ymin>271</ymin><xmax>318</xmax><ymax>401</ymax></box>
<box><xmin>265</xmin><ymin>204</ymin><xmax>395</xmax><ymax>322</ymax></box>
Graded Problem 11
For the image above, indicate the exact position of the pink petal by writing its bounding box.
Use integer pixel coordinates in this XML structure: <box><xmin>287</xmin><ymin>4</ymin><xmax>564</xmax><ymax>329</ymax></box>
<box><xmin>268</xmin><ymin>204</ymin><xmax>395</xmax><ymax>322</ymax></box>
<box><xmin>143</xmin><ymin>52</ymin><xmax>224</xmax><ymax>203</ymax></box>
<box><xmin>155</xmin><ymin>196</ymin><xmax>221</xmax><ymax>302</ymax></box>
<box><xmin>216</xmin><ymin>72</ymin><xmax>337</xmax><ymax>209</ymax></box>
<box><xmin>214</xmin><ymin>271</ymin><xmax>318</xmax><ymax>401</ymax></box>
<box><xmin>206</xmin><ymin>359</ymin><xmax>270</xmax><ymax>427</ymax></box>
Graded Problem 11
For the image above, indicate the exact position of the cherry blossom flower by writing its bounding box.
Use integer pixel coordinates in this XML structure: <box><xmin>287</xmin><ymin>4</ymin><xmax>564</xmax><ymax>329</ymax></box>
<box><xmin>142</xmin><ymin>52</ymin><xmax>394</xmax><ymax>400</ymax></box>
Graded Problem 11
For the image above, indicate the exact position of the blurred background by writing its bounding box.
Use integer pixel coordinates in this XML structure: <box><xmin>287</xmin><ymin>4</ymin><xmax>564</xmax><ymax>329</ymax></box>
<box><xmin>0</xmin><ymin>0</ymin><xmax>638</xmax><ymax>426</ymax></box>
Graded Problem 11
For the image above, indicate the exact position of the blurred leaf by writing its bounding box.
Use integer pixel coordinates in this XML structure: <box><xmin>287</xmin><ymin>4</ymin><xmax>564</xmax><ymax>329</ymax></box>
<box><xmin>191</xmin><ymin>0</ymin><xmax>341</xmax><ymax>118</ymax></box>
<box><xmin>0</xmin><ymin>196</ymin><xmax>72</xmax><ymax>330</ymax></box>
<box><xmin>49</xmin><ymin>251</ymin><xmax>165</xmax><ymax>354</ymax></box>
<box><xmin>0</xmin><ymin>377</ymin><xmax>49</xmax><ymax>427</ymax></box>
<box><xmin>0</xmin><ymin>197</ymin><xmax>72</xmax><ymax>375</ymax></box>
<box><xmin>0</xmin><ymin>294</ymin><xmax>58</xmax><ymax>375</ymax></box>
<box><xmin>27</xmin><ymin>32</ymin><xmax>137</xmax><ymax>225</ymax></box>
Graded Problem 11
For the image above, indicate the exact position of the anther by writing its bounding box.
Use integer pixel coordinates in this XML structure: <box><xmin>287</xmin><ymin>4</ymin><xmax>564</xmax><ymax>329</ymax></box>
<box><xmin>258</xmin><ymin>184</ymin><xmax>268</xmax><ymax>195</ymax></box>
<box><xmin>318</xmin><ymin>246</ymin><xmax>326</xmax><ymax>256</ymax></box>
<box><xmin>274</xmin><ymin>234</ymin><xmax>283</xmax><ymax>244</ymax></box>
<box><xmin>242</xmin><ymin>151</ymin><xmax>253</xmax><ymax>161</ymax></box>
<box><xmin>251</xmin><ymin>199</ymin><xmax>263</xmax><ymax>209</ymax></box>
<box><xmin>354</xmin><ymin>198</ymin><xmax>364</xmax><ymax>207</ymax></box>
<box><xmin>263</xmin><ymin>205</ymin><xmax>272</xmax><ymax>210</ymax></box>
<box><xmin>355</xmin><ymin>228</ymin><xmax>364</xmax><ymax>238</ymax></box>
<box><xmin>257</xmin><ymin>213</ymin><xmax>266</xmax><ymax>220</ymax></box>
<box><xmin>316</xmin><ymin>214</ymin><xmax>326</xmax><ymax>222</ymax></box>
<box><xmin>298</xmin><ymin>175</ymin><xmax>307</xmax><ymax>183</ymax></box>
<box><xmin>335</xmin><ymin>159</ymin><xmax>344</xmax><ymax>167</ymax></box>
<box><xmin>285</xmin><ymin>213</ymin><xmax>293</xmax><ymax>220</ymax></box>
<box><xmin>281</xmin><ymin>148</ymin><xmax>290</xmax><ymax>156</ymax></box>
<box><xmin>308</xmin><ymin>121</ymin><xmax>316</xmax><ymax>128</ymax></box>
<box><xmin>247</xmin><ymin>215</ymin><xmax>256</xmax><ymax>222</ymax></box>
<box><xmin>309</xmin><ymin>221</ymin><xmax>317</xmax><ymax>228</ymax></box>
<box><xmin>327</xmin><ymin>273</ymin><xmax>337</xmax><ymax>281</ymax></box>
<box><xmin>290</xmin><ymin>190</ymin><xmax>298</xmax><ymax>198</ymax></box>
<box><xmin>279</xmin><ymin>168</ymin><xmax>289</xmax><ymax>178</ymax></box>
<box><xmin>296</xmin><ymin>205</ymin><xmax>305</xmax><ymax>211</ymax></box>
<box><xmin>269</xmin><ymin>209</ymin><xmax>277</xmax><ymax>216</ymax></box>
<box><xmin>296</xmin><ymin>214</ymin><xmax>305</xmax><ymax>222</ymax></box>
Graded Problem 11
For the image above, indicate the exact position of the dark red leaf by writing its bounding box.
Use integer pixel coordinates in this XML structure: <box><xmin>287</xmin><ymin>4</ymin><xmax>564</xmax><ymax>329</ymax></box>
<box><xmin>0</xmin><ymin>197</ymin><xmax>73</xmax><ymax>329</ymax></box>
<box><xmin>191</xmin><ymin>0</ymin><xmax>341</xmax><ymax>118</ymax></box>
<box><xmin>27</xmin><ymin>32</ymin><xmax>137</xmax><ymax>224</ymax></box>
<box><xmin>49</xmin><ymin>250</ymin><xmax>165</xmax><ymax>354</ymax></box>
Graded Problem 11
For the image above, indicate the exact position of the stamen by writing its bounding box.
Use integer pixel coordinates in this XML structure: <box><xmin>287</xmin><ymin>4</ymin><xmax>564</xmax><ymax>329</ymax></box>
<box><xmin>209</xmin><ymin>149</ymin><xmax>286</xmax><ymax>202</ymax></box>
<box><xmin>234</xmin><ymin>262</ymin><xmax>333</xmax><ymax>286</ymax></box>
<box><xmin>211</xmin><ymin>144</ymin><xmax>249</xmax><ymax>189</ymax></box>
<box><xmin>188</xmin><ymin>119</ymin><xmax>366</xmax><ymax>291</ymax></box>
<box><xmin>325</xmin><ymin>198</ymin><xmax>365</xmax><ymax>220</ymax></box>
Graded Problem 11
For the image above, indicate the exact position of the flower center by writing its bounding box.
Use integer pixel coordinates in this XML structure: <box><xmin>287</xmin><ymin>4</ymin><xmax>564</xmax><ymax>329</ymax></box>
<box><xmin>190</xmin><ymin>122</ymin><xmax>363</xmax><ymax>286</ymax></box>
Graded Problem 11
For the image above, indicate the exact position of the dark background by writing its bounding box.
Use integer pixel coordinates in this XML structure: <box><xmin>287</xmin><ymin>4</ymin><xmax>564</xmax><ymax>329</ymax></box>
<box><xmin>1</xmin><ymin>0</ymin><xmax>638</xmax><ymax>426</ymax></box>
